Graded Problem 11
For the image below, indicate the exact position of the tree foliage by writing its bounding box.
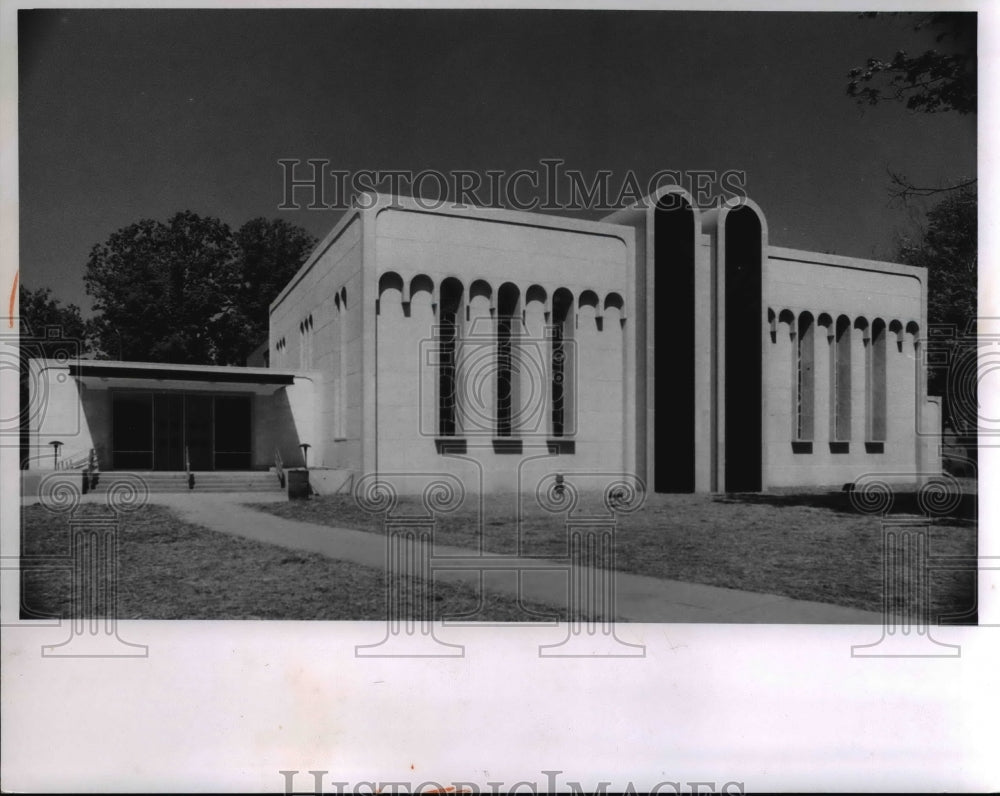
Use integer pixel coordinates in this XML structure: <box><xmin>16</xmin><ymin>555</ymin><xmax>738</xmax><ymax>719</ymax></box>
<box><xmin>847</xmin><ymin>12</ymin><xmax>976</xmax><ymax>115</ymax></box>
<box><xmin>18</xmin><ymin>284</ymin><xmax>89</xmax><ymax>354</ymax></box>
<box><xmin>233</xmin><ymin>217</ymin><xmax>318</xmax><ymax>349</ymax></box>
<box><xmin>895</xmin><ymin>187</ymin><xmax>977</xmax><ymax>434</ymax></box>
<box><xmin>84</xmin><ymin>212</ymin><xmax>316</xmax><ymax>365</ymax></box>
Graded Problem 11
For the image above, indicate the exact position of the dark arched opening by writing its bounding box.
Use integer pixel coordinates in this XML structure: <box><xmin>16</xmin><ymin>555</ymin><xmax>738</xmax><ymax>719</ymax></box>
<box><xmin>724</xmin><ymin>205</ymin><xmax>763</xmax><ymax>492</ymax></box>
<box><xmin>653</xmin><ymin>195</ymin><xmax>696</xmax><ymax>492</ymax></box>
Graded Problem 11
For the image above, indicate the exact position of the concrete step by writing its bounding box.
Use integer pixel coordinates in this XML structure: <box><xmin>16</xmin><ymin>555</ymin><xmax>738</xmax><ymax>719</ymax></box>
<box><xmin>87</xmin><ymin>471</ymin><xmax>284</xmax><ymax>495</ymax></box>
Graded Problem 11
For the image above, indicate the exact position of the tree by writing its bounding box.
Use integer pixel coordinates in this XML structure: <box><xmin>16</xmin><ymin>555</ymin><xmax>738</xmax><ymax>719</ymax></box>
<box><xmin>232</xmin><ymin>218</ymin><xmax>318</xmax><ymax>352</ymax></box>
<box><xmin>895</xmin><ymin>187</ymin><xmax>977</xmax><ymax>438</ymax></box>
<box><xmin>847</xmin><ymin>12</ymin><xmax>976</xmax><ymax>116</ymax></box>
<box><xmin>847</xmin><ymin>12</ymin><xmax>976</xmax><ymax>202</ymax></box>
<box><xmin>18</xmin><ymin>284</ymin><xmax>89</xmax><ymax>352</ymax></box>
<box><xmin>84</xmin><ymin>212</ymin><xmax>316</xmax><ymax>365</ymax></box>
<box><xmin>846</xmin><ymin>11</ymin><xmax>978</xmax><ymax>449</ymax></box>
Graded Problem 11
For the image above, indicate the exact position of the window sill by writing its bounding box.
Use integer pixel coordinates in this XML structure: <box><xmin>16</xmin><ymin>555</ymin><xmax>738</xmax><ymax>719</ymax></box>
<box><xmin>829</xmin><ymin>441</ymin><xmax>850</xmax><ymax>454</ymax></box>
<box><xmin>865</xmin><ymin>441</ymin><xmax>885</xmax><ymax>454</ymax></box>
<box><xmin>435</xmin><ymin>437</ymin><xmax>467</xmax><ymax>454</ymax></box>
<box><xmin>492</xmin><ymin>438</ymin><xmax>523</xmax><ymax>454</ymax></box>
<box><xmin>546</xmin><ymin>438</ymin><xmax>576</xmax><ymax>455</ymax></box>
<box><xmin>791</xmin><ymin>441</ymin><xmax>813</xmax><ymax>454</ymax></box>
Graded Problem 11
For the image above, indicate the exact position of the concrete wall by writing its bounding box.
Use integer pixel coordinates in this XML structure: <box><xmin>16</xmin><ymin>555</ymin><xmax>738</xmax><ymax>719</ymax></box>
<box><xmin>763</xmin><ymin>248</ymin><xmax>930</xmax><ymax>487</ymax></box>
<box><xmin>370</xmin><ymin>201</ymin><xmax>633</xmax><ymax>494</ymax></box>
<box><xmin>253</xmin><ymin>377</ymin><xmax>317</xmax><ymax>469</ymax></box>
<box><xmin>26</xmin><ymin>361</ymin><xmax>106</xmax><ymax>469</ymax></box>
<box><xmin>270</xmin><ymin>213</ymin><xmax>365</xmax><ymax>472</ymax></box>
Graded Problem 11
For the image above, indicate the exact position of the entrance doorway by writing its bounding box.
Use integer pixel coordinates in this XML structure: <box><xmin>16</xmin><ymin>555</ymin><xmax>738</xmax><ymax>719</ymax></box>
<box><xmin>111</xmin><ymin>392</ymin><xmax>252</xmax><ymax>470</ymax></box>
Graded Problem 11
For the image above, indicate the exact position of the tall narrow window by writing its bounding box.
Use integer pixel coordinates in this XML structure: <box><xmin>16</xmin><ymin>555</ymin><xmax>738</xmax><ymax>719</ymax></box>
<box><xmin>870</xmin><ymin>319</ymin><xmax>887</xmax><ymax>441</ymax></box>
<box><xmin>438</xmin><ymin>278</ymin><xmax>463</xmax><ymax>436</ymax></box>
<box><xmin>496</xmin><ymin>283</ymin><xmax>520</xmax><ymax>436</ymax></box>
<box><xmin>298</xmin><ymin>319</ymin><xmax>306</xmax><ymax>368</ymax></box>
<box><xmin>796</xmin><ymin>312</ymin><xmax>815</xmax><ymax>440</ymax></box>
<box><xmin>551</xmin><ymin>288</ymin><xmax>574</xmax><ymax>437</ymax></box>
<box><xmin>337</xmin><ymin>288</ymin><xmax>347</xmax><ymax>439</ymax></box>
<box><xmin>833</xmin><ymin>315</ymin><xmax>852</xmax><ymax>441</ymax></box>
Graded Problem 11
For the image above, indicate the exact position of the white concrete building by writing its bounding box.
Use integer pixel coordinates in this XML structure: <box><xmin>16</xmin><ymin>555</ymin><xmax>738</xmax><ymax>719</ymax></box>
<box><xmin>26</xmin><ymin>189</ymin><xmax>940</xmax><ymax>493</ymax></box>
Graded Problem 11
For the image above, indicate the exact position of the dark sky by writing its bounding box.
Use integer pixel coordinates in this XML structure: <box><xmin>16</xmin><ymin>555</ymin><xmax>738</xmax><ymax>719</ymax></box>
<box><xmin>19</xmin><ymin>9</ymin><xmax>976</xmax><ymax>313</ymax></box>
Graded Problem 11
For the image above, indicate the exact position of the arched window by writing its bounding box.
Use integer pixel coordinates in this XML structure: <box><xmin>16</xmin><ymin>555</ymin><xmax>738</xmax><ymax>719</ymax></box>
<box><xmin>796</xmin><ymin>312</ymin><xmax>815</xmax><ymax>440</ymax></box>
<box><xmin>551</xmin><ymin>288</ymin><xmax>574</xmax><ymax>437</ymax></box>
<box><xmin>832</xmin><ymin>315</ymin><xmax>852</xmax><ymax>442</ymax></box>
<box><xmin>377</xmin><ymin>272</ymin><xmax>404</xmax><ymax>315</ymax></box>
<box><xmin>889</xmin><ymin>319</ymin><xmax>904</xmax><ymax>352</ymax></box>
<box><xmin>438</xmin><ymin>278</ymin><xmax>463</xmax><ymax>436</ymax></box>
<box><xmin>578</xmin><ymin>290</ymin><xmax>600</xmax><ymax>330</ymax></box>
<box><xmin>299</xmin><ymin>314</ymin><xmax>314</xmax><ymax>369</ymax></box>
<box><xmin>870</xmin><ymin>319</ymin><xmax>887</xmax><ymax>442</ymax></box>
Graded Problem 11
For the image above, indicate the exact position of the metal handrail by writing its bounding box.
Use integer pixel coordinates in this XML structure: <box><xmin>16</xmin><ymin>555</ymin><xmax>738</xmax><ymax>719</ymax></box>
<box><xmin>55</xmin><ymin>451</ymin><xmax>90</xmax><ymax>470</ymax></box>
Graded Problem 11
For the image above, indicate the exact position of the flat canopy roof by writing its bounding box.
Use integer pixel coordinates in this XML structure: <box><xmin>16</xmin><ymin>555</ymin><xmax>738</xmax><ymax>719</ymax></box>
<box><xmin>59</xmin><ymin>359</ymin><xmax>298</xmax><ymax>386</ymax></box>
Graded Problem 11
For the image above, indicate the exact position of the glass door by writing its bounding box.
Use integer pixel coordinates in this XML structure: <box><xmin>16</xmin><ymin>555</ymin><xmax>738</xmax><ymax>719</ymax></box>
<box><xmin>112</xmin><ymin>393</ymin><xmax>153</xmax><ymax>469</ymax></box>
<box><xmin>213</xmin><ymin>396</ymin><xmax>252</xmax><ymax>469</ymax></box>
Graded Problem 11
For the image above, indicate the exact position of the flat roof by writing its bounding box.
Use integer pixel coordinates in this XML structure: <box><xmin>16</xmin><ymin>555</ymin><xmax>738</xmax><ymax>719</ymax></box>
<box><xmin>35</xmin><ymin>359</ymin><xmax>299</xmax><ymax>386</ymax></box>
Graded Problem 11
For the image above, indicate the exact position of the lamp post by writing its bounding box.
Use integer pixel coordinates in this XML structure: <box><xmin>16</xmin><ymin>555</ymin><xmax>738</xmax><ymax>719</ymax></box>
<box><xmin>49</xmin><ymin>440</ymin><xmax>63</xmax><ymax>470</ymax></box>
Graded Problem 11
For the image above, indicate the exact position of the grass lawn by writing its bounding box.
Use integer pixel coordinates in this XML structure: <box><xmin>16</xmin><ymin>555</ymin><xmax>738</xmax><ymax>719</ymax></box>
<box><xmin>250</xmin><ymin>483</ymin><xmax>978</xmax><ymax>620</ymax></box>
<box><xmin>19</xmin><ymin>503</ymin><xmax>574</xmax><ymax>621</ymax></box>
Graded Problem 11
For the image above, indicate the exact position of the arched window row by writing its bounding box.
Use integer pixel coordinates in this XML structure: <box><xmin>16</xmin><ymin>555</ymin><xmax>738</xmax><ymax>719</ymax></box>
<box><xmin>377</xmin><ymin>271</ymin><xmax>626</xmax><ymax>327</ymax></box>
<box><xmin>377</xmin><ymin>272</ymin><xmax>624</xmax><ymax>440</ymax></box>
<box><xmin>768</xmin><ymin>307</ymin><xmax>920</xmax><ymax>349</ymax></box>
<box><xmin>767</xmin><ymin>307</ymin><xmax>918</xmax><ymax>450</ymax></box>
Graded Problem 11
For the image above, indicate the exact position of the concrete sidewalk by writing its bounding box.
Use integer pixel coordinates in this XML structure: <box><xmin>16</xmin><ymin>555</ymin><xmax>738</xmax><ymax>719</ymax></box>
<box><xmin>33</xmin><ymin>492</ymin><xmax>883</xmax><ymax>624</ymax></box>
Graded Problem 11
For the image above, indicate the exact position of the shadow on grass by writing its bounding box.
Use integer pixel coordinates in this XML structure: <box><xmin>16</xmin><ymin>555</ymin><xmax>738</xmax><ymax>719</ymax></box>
<box><xmin>714</xmin><ymin>489</ymin><xmax>976</xmax><ymax>524</ymax></box>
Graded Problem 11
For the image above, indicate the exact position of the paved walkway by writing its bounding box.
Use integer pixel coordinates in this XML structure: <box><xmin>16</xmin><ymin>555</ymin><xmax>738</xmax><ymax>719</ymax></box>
<box><xmin>32</xmin><ymin>492</ymin><xmax>883</xmax><ymax>623</ymax></box>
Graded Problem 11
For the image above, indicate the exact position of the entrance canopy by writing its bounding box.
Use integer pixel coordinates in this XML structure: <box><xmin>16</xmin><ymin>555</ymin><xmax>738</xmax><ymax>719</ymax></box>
<box><xmin>69</xmin><ymin>360</ymin><xmax>296</xmax><ymax>394</ymax></box>
<box><xmin>27</xmin><ymin>359</ymin><xmax>315</xmax><ymax>473</ymax></box>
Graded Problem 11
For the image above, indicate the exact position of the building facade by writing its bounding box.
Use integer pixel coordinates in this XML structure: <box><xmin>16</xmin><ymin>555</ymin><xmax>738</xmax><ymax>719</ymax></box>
<box><xmin>26</xmin><ymin>189</ymin><xmax>940</xmax><ymax>493</ymax></box>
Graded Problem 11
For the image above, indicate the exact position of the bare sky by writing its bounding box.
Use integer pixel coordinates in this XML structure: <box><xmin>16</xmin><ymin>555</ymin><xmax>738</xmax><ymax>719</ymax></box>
<box><xmin>19</xmin><ymin>8</ymin><xmax>976</xmax><ymax>313</ymax></box>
